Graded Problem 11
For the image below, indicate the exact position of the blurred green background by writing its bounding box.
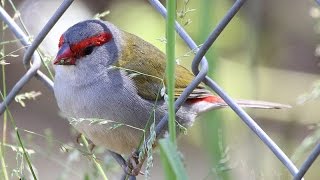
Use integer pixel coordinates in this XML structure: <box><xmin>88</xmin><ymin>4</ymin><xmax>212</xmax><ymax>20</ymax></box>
<box><xmin>1</xmin><ymin>0</ymin><xmax>320</xmax><ymax>179</ymax></box>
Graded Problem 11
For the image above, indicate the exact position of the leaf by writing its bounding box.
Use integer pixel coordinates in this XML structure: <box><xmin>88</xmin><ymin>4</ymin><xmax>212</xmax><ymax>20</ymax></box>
<box><xmin>159</xmin><ymin>138</ymin><xmax>188</xmax><ymax>180</ymax></box>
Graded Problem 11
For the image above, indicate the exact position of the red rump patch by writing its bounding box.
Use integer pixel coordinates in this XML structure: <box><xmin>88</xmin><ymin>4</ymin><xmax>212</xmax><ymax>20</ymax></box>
<box><xmin>188</xmin><ymin>95</ymin><xmax>223</xmax><ymax>104</ymax></box>
<box><xmin>70</xmin><ymin>32</ymin><xmax>112</xmax><ymax>57</ymax></box>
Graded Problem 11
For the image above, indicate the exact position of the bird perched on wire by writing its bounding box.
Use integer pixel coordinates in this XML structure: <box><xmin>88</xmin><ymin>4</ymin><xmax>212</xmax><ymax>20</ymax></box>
<box><xmin>53</xmin><ymin>19</ymin><xmax>289</xmax><ymax>175</ymax></box>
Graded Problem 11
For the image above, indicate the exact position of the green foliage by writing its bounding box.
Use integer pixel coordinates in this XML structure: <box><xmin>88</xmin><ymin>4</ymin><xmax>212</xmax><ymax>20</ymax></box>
<box><xmin>292</xmin><ymin>125</ymin><xmax>320</xmax><ymax>162</ymax></box>
<box><xmin>159</xmin><ymin>138</ymin><xmax>188</xmax><ymax>180</ymax></box>
<box><xmin>80</xmin><ymin>135</ymin><xmax>109</xmax><ymax>180</ymax></box>
<box><xmin>177</xmin><ymin>0</ymin><xmax>196</xmax><ymax>26</ymax></box>
<box><xmin>0</xmin><ymin>90</ymin><xmax>38</xmax><ymax>179</ymax></box>
<box><xmin>297</xmin><ymin>81</ymin><xmax>320</xmax><ymax>104</ymax></box>
<box><xmin>166</xmin><ymin>0</ymin><xmax>177</xmax><ymax>144</ymax></box>
<box><xmin>294</xmin><ymin>9</ymin><xmax>320</xmax><ymax>164</ymax></box>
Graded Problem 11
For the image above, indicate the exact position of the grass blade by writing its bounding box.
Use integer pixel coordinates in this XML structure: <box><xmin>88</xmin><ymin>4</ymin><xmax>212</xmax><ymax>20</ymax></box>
<box><xmin>166</xmin><ymin>0</ymin><xmax>176</xmax><ymax>144</ymax></box>
<box><xmin>159</xmin><ymin>138</ymin><xmax>188</xmax><ymax>180</ymax></box>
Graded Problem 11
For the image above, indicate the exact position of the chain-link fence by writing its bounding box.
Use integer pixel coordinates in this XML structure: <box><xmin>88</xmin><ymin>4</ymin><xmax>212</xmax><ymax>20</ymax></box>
<box><xmin>0</xmin><ymin>0</ymin><xmax>319</xmax><ymax>179</ymax></box>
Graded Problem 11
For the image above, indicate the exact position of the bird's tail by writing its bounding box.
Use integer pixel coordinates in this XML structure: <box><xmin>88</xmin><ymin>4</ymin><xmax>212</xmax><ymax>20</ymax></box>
<box><xmin>191</xmin><ymin>96</ymin><xmax>291</xmax><ymax>114</ymax></box>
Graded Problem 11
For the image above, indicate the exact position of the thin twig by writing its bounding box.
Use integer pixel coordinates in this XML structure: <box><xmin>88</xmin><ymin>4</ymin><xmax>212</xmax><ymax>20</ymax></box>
<box><xmin>80</xmin><ymin>135</ymin><xmax>109</xmax><ymax>180</ymax></box>
<box><xmin>0</xmin><ymin>91</ymin><xmax>38</xmax><ymax>179</ymax></box>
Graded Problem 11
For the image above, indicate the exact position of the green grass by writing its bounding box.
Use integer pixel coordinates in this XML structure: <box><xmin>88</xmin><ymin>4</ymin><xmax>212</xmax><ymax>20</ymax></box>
<box><xmin>166</xmin><ymin>0</ymin><xmax>177</xmax><ymax>144</ymax></box>
<box><xmin>0</xmin><ymin>91</ymin><xmax>38</xmax><ymax>179</ymax></box>
<box><xmin>159</xmin><ymin>138</ymin><xmax>188</xmax><ymax>180</ymax></box>
<box><xmin>158</xmin><ymin>1</ymin><xmax>191</xmax><ymax>179</ymax></box>
<box><xmin>197</xmin><ymin>0</ymin><xmax>229</xmax><ymax>179</ymax></box>
<box><xmin>0</xmin><ymin>1</ymin><xmax>48</xmax><ymax>179</ymax></box>
<box><xmin>4</xmin><ymin>0</ymin><xmax>186</xmax><ymax>178</ymax></box>
<box><xmin>1</xmin><ymin>1</ymin><xmax>10</xmax><ymax>179</ymax></box>
<box><xmin>80</xmin><ymin>135</ymin><xmax>109</xmax><ymax>180</ymax></box>
<box><xmin>1</xmin><ymin>0</ymin><xmax>194</xmax><ymax>178</ymax></box>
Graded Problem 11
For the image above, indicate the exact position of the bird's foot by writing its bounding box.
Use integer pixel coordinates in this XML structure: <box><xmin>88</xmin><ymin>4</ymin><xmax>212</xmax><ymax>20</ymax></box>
<box><xmin>124</xmin><ymin>151</ymin><xmax>144</xmax><ymax>176</ymax></box>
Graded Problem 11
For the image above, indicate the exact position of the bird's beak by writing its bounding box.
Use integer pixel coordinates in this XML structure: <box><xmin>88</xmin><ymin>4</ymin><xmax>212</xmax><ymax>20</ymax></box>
<box><xmin>53</xmin><ymin>44</ymin><xmax>76</xmax><ymax>65</ymax></box>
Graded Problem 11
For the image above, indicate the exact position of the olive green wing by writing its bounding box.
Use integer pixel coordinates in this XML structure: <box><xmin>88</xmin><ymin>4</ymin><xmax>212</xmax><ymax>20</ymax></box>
<box><xmin>114</xmin><ymin>31</ymin><xmax>211</xmax><ymax>101</ymax></box>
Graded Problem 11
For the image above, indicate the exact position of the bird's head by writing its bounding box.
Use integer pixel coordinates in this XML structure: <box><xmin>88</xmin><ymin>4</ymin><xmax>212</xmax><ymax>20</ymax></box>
<box><xmin>54</xmin><ymin>20</ymin><xmax>121</xmax><ymax>67</ymax></box>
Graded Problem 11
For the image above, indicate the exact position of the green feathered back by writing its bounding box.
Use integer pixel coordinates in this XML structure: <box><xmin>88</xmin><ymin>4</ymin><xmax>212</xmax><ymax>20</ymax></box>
<box><xmin>113</xmin><ymin>31</ymin><xmax>211</xmax><ymax>101</ymax></box>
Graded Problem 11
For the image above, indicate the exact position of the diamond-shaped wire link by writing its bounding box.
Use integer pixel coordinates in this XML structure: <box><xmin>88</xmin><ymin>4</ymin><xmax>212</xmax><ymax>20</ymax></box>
<box><xmin>0</xmin><ymin>0</ymin><xmax>319</xmax><ymax>179</ymax></box>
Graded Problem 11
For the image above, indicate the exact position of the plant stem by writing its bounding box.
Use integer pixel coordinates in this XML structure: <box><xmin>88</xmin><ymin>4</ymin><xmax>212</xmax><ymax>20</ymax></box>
<box><xmin>198</xmin><ymin>0</ymin><xmax>229</xmax><ymax>179</ymax></box>
<box><xmin>166</xmin><ymin>0</ymin><xmax>176</xmax><ymax>144</ymax></box>
<box><xmin>0</xmin><ymin>143</ymin><xmax>8</xmax><ymax>180</ymax></box>
<box><xmin>1</xmin><ymin>21</ymin><xmax>7</xmax><ymax>157</ymax></box>
<box><xmin>0</xmin><ymin>1</ymin><xmax>9</xmax><ymax>179</ymax></box>
<box><xmin>80</xmin><ymin>135</ymin><xmax>109</xmax><ymax>180</ymax></box>
<box><xmin>0</xmin><ymin>91</ymin><xmax>38</xmax><ymax>179</ymax></box>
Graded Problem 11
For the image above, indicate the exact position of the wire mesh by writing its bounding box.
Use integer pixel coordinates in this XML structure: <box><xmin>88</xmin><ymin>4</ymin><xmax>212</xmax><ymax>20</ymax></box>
<box><xmin>0</xmin><ymin>0</ymin><xmax>319</xmax><ymax>179</ymax></box>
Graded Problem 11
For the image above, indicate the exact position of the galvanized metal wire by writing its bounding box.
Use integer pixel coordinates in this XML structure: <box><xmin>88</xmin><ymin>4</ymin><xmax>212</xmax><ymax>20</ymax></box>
<box><xmin>150</xmin><ymin>0</ymin><xmax>301</xmax><ymax>176</ymax></box>
<box><xmin>293</xmin><ymin>143</ymin><xmax>320</xmax><ymax>180</ymax></box>
<box><xmin>0</xmin><ymin>0</ymin><xmax>319</xmax><ymax>179</ymax></box>
<box><xmin>0</xmin><ymin>6</ymin><xmax>53</xmax><ymax>114</ymax></box>
<box><xmin>22</xmin><ymin>0</ymin><xmax>74</xmax><ymax>68</ymax></box>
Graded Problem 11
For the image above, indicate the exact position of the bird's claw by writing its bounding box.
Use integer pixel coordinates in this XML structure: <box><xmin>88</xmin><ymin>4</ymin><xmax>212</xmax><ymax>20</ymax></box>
<box><xmin>123</xmin><ymin>151</ymin><xmax>144</xmax><ymax>176</ymax></box>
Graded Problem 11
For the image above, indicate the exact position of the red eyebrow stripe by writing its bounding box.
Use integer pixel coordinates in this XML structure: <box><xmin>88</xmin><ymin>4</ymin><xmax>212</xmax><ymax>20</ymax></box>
<box><xmin>70</xmin><ymin>32</ymin><xmax>112</xmax><ymax>57</ymax></box>
<box><xmin>58</xmin><ymin>35</ymin><xmax>64</xmax><ymax>48</ymax></box>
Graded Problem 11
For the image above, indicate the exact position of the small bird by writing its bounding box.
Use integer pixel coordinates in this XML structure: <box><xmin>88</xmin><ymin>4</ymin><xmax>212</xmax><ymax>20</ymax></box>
<box><xmin>53</xmin><ymin>19</ymin><xmax>289</xmax><ymax>157</ymax></box>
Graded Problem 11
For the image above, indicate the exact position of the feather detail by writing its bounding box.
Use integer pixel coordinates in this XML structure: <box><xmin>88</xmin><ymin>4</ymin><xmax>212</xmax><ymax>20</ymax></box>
<box><xmin>116</xmin><ymin>30</ymin><xmax>212</xmax><ymax>101</ymax></box>
<box><xmin>188</xmin><ymin>96</ymin><xmax>291</xmax><ymax>114</ymax></box>
<box><xmin>187</xmin><ymin>95</ymin><xmax>223</xmax><ymax>104</ymax></box>
<box><xmin>233</xmin><ymin>99</ymin><xmax>292</xmax><ymax>109</ymax></box>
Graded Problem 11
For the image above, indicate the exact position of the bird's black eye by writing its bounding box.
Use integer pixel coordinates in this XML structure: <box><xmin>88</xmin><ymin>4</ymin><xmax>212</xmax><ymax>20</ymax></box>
<box><xmin>83</xmin><ymin>46</ymin><xmax>94</xmax><ymax>56</ymax></box>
